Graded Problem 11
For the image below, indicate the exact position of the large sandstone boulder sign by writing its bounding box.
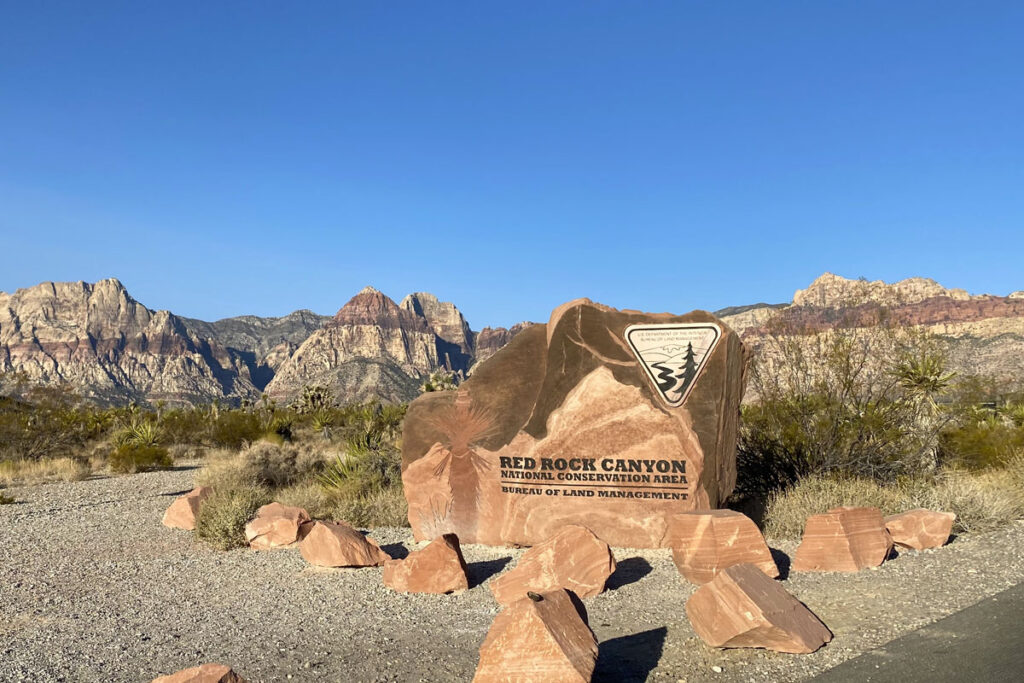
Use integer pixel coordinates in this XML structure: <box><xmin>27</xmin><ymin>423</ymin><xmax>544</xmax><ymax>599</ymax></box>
<box><xmin>151</xmin><ymin>663</ymin><xmax>246</xmax><ymax>683</ymax></box>
<box><xmin>686</xmin><ymin>563</ymin><xmax>832</xmax><ymax>654</ymax></box>
<box><xmin>473</xmin><ymin>589</ymin><xmax>599</xmax><ymax>683</ymax></box>
<box><xmin>884</xmin><ymin>509</ymin><xmax>956</xmax><ymax>550</ymax></box>
<box><xmin>792</xmin><ymin>507</ymin><xmax>894</xmax><ymax>573</ymax></box>
<box><xmin>402</xmin><ymin>299</ymin><xmax>747</xmax><ymax>548</ymax></box>
<box><xmin>667</xmin><ymin>510</ymin><xmax>778</xmax><ymax>584</ymax></box>
<box><xmin>162</xmin><ymin>487</ymin><xmax>213</xmax><ymax>531</ymax></box>
<box><xmin>298</xmin><ymin>521</ymin><xmax>390</xmax><ymax>568</ymax></box>
<box><xmin>490</xmin><ymin>525</ymin><xmax>616</xmax><ymax>606</ymax></box>
<box><xmin>382</xmin><ymin>534</ymin><xmax>470</xmax><ymax>594</ymax></box>
<box><xmin>244</xmin><ymin>502</ymin><xmax>312</xmax><ymax>550</ymax></box>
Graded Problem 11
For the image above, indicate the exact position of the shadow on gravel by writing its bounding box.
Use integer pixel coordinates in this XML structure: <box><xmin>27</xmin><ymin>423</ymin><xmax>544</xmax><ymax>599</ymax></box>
<box><xmin>606</xmin><ymin>557</ymin><xmax>653</xmax><ymax>590</ymax></box>
<box><xmin>159</xmin><ymin>489</ymin><xmax>194</xmax><ymax>497</ymax></box>
<box><xmin>594</xmin><ymin>626</ymin><xmax>667</xmax><ymax>683</ymax></box>
<box><xmin>167</xmin><ymin>464</ymin><xmax>201</xmax><ymax>472</ymax></box>
<box><xmin>770</xmin><ymin>548</ymin><xmax>791</xmax><ymax>579</ymax></box>
<box><xmin>467</xmin><ymin>556</ymin><xmax>512</xmax><ymax>588</ymax></box>
<box><xmin>380</xmin><ymin>543</ymin><xmax>409</xmax><ymax>560</ymax></box>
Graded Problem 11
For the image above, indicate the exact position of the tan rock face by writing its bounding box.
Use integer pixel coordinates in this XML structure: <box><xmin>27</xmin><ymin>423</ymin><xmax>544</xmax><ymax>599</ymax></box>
<box><xmin>162</xmin><ymin>487</ymin><xmax>213</xmax><ymax>531</ymax></box>
<box><xmin>490</xmin><ymin>525</ymin><xmax>616</xmax><ymax>606</ymax></box>
<box><xmin>792</xmin><ymin>507</ymin><xmax>894</xmax><ymax>572</ymax></box>
<box><xmin>244</xmin><ymin>503</ymin><xmax>312</xmax><ymax>550</ymax></box>
<box><xmin>667</xmin><ymin>510</ymin><xmax>778</xmax><ymax>584</ymax></box>
<box><xmin>298</xmin><ymin>520</ymin><xmax>390</xmax><ymax>568</ymax></box>
<box><xmin>402</xmin><ymin>299</ymin><xmax>747</xmax><ymax>548</ymax></box>
<box><xmin>686</xmin><ymin>563</ymin><xmax>832</xmax><ymax>654</ymax></box>
<box><xmin>473</xmin><ymin>589</ymin><xmax>598</xmax><ymax>683</ymax></box>
<box><xmin>382</xmin><ymin>533</ymin><xmax>469</xmax><ymax>594</ymax></box>
<box><xmin>884</xmin><ymin>509</ymin><xmax>956</xmax><ymax>550</ymax></box>
<box><xmin>151</xmin><ymin>663</ymin><xmax>246</xmax><ymax>683</ymax></box>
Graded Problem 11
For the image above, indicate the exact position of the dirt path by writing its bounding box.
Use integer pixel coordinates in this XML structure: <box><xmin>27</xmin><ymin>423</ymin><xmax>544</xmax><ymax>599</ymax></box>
<box><xmin>2</xmin><ymin>468</ymin><xmax>1023</xmax><ymax>682</ymax></box>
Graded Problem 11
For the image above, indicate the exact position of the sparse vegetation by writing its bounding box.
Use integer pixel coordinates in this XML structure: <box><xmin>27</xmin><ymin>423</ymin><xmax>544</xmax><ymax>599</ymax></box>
<box><xmin>0</xmin><ymin>457</ymin><xmax>92</xmax><ymax>485</ymax></box>
<box><xmin>195</xmin><ymin>484</ymin><xmax>272</xmax><ymax>550</ymax></box>
<box><xmin>0</xmin><ymin>493</ymin><xmax>15</xmax><ymax>504</ymax></box>
<box><xmin>108</xmin><ymin>443</ymin><xmax>174</xmax><ymax>474</ymax></box>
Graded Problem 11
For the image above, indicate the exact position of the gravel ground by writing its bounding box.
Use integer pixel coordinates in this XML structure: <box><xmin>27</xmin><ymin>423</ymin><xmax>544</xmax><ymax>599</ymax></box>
<box><xmin>2</xmin><ymin>468</ymin><xmax>1023</xmax><ymax>683</ymax></box>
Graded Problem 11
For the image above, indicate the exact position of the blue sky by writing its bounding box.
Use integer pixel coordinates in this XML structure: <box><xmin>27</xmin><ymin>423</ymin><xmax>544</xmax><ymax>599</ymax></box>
<box><xmin>1</xmin><ymin>2</ymin><xmax>1021</xmax><ymax>327</ymax></box>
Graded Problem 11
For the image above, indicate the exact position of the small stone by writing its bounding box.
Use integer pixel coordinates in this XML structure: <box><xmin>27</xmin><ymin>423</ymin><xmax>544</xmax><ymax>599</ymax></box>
<box><xmin>686</xmin><ymin>563</ymin><xmax>833</xmax><ymax>654</ymax></box>
<box><xmin>884</xmin><ymin>509</ymin><xmax>955</xmax><ymax>550</ymax></box>
<box><xmin>244</xmin><ymin>502</ymin><xmax>312</xmax><ymax>550</ymax></box>
<box><xmin>473</xmin><ymin>589</ymin><xmax>598</xmax><ymax>683</ymax></box>
<box><xmin>151</xmin><ymin>663</ymin><xmax>246</xmax><ymax>683</ymax></box>
<box><xmin>489</xmin><ymin>525</ymin><xmax>616</xmax><ymax>606</ymax></box>
<box><xmin>298</xmin><ymin>520</ymin><xmax>390</xmax><ymax>568</ymax></box>
<box><xmin>382</xmin><ymin>534</ymin><xmax>469</xmax><ymax>594</ymax></box>
<box><xmin>791</xmin><ymin>507</ymin><xmax>893</xmax><ymax>573</ymax></box>
<box><xmin>667</xmin><ymin>510</ymin><xmax>778</xmax><ymax>584</ymax></box>
<box><xmin>161</xmin><ymin>487</ymin><xmax>213</xmax><ymax>531</ymax></box>
<box><xmin>711</xmin><ymin>666</ymin><xmax>723</xmax><ymax>673</ymax></box>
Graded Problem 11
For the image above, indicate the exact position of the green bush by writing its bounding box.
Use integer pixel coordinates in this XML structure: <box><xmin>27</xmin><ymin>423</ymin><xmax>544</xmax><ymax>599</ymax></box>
<box><xmin>195</xmin><ymin>484</ymin><xmax>271</xmax><ymax>550</ymax></box>
<box><xmin>209</xmin><ymin>411</ymin><xmax>263</xmax><ymax>449</ymax></box>
<box><xmin>108</xmin><ymin>443</ymin><xmax>173</xmax><ymax>474</ymax></box>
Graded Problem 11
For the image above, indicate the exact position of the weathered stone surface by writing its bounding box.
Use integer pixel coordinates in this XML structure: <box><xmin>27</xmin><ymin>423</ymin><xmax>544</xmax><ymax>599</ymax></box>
<box><xmin>473</xmin><ymin>589</ymin><xmax>598</xmax><ymax>683</ymax></box>
<box><xmin>162</xmin><ymin>487</ymin><xmax>213</xmax><ymax>531</ymax></box>
<box><xmin>244</xmin><ymin>502</ymin><xmax>312</xmax><ymax>550</ymax></box>
<box><xmin>884</xmin><ymin>509</ymin><xmax>956</xmax><ymax>550</ymax></box>
<box><xmin>490</xmin><ymin>525</ymin><xmax>616</xmax><ymax>605</ymax></box>
<box><xmin>667</xmin><ymin>510</ymin><xmax>778</xmax><ymax>583</ymax></box>
<box><xmin>152</xmin><ymin>663</ymin><xmax>246</xmax><ymax>683</ymax></box>
<box><xmin>402</xmin><ymin>299</ymin><xmax>747</xmax><ymax>548</ymax></box>
<box><xmin>792</xmin><ymin>507</ymin><xmax>894</xmax><ymax>572</ymax></box>
<box><xmin>686</xmin><ymin>563</ymin><xmax>832</xmax><ymax>654</ymax></box>
<box><xmin>382</xmin><ymin>533</ymin><xmax>469</xmax><ymax>594</ymax></box>
<box><xmin>298</xmin><ymin>520</ymin><xmax>390</xmax><ymax>568</ymax></box>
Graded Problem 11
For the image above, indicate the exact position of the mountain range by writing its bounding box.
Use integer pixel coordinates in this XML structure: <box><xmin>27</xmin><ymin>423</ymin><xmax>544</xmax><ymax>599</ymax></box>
<box><xmin>1</xmin><ymin>273</ymin><xmax>1021</xmax><ymax>406</ymax></box>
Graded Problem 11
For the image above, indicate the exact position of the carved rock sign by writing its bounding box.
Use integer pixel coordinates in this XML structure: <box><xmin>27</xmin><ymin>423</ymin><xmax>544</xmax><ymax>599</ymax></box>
<box><xmin>401</xmin><ymin>298</ymin><xmax>747</xmax><ymax>548</ymax></box>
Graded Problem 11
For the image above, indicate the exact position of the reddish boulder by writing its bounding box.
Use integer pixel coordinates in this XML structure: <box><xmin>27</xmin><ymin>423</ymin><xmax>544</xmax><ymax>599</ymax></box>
<box><xmin>298</xmin><ymin>520</ymin><xmax>390</xmax><ymax>568</ymax></box>
<box><xmin>490</xmin><ymin>525</ymin><xmax>616</xmax><ymax>606</ymax></box>
<box><xmin>383</xmin><ymin>534</ymin><xmax>469</xmax><ymax>594</ymax></box>
<box><xmin>473</xmin><ymin>589</ymin><xmax>598</xmax><ymax>683</ymax></box>
<box><xmin>792</xmin><ymin>506</ymin><xmax>894</xmax><ymax>573</ymax></box>
<box><xmin>401</xmin><ymin>299</ymin><xmax>748</xmax><ymax>549</ymax></box>
<box><xmin>162</xmin><ymin>487</ymin><xmax>213</xmax><ymax>531</ymax></box>
<box><xmin>686</xmin><ymin>563</ymin><xmax>832</xmax><ymax>654</ymax></box>
<box><xmin>152</xmin><ymin>663</ymin><xmax>246</xmax><ymax>683</ymax></box>
<box><xmin>884</xmin><ymin>509</ymin><xmax>956</xmax><ymax>550</ymax></box>
<box><xmin>667</xmin><ymin>510</ymin><xmax>778</xmax><ymax>583</ymax></box>
<box><xmin>244</xmin><ymin>502</ymin><xmax>312</xmax><ymax>550</ymax></box>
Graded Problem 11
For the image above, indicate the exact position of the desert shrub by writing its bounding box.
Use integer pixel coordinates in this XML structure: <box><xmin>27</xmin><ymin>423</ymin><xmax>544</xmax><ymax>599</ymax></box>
<box><xmin>195</xmin><ymin>484</ymin><xmax>271</xmax><ymax>550</ymax></box>
<box><xmin>0</xmin><ymin>457</ymin><xmax>91</xmax><ymax>485</ymax></box>
<box><xmin>112</xmin><ymin>417</ymin><xmax>162</xmax><ymax>448</ymax></box>
<box><xmin>319</xmin><ymin>442</ymin><xmax>402</xmax><ymax>499</ymax></box>
<box><xmin>196</xmin><ymin>441</ymin><xmax>331</xmax><ymax>491</ymax></box>
<box><xmin>0</xmin><ymin>493</ymin><xmax>14</xmax><ymax>504</ymax></box>
<box><xmin>0</xmin><ymin>384</ymin><xmax>108</xmax><ymax>461</ymax></box>
<box><xmin>157</xmin><ymin>407</ymin><xmax>209</xmax><ymax>446</ymax></box>
<box><xmin>296</xmin><ymin>384</ymin><xmax>335</xmax><ymax>414</ymax></box>
<box><xmin>328</xmin><ymin>487</ymin><xmax>409</xmax><ymax>528</ymax></box>
<box><xmin>108</xmin><ymin>443</ymin><xmax>173</xmax><ymax>474</ymax></box>
<box><xmin>274</xmin><ymin>482</ymin><xmax>333</xmax><ymax>518</ymax></box>
<box><xmin>939</xmin><ymin>414</ymin><xmax>1024</xmax><ymax>470</ymax></box>
<box><xmin>421</xmin><ymin>369</ymin><xmax>459</xmax><ymax>393</ymax></box>
<box><xmin>763</xmin><ymin>467</ymin><xmax>1024</xmax><ymax>539</ymax></box>
<box><xmin>208</xmin><ymin>411</ymin><xmax>263</xmax><ymax>449</ymax></box>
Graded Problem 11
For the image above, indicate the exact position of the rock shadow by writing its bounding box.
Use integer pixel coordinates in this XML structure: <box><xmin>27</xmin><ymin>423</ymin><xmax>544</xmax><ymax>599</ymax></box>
<box><xmin>605</xmin><ymin>557</ymin><xmax>653</xmax><ymax>590</ymax></box>
<box><xmin>593</xmin><ymin>626</ymin><xmax>667</xmax><ymax>683</ymax></box>
<box><xmin>770</xmin><ymin>547</ymin><xmax>791</xmax><ymax>580</ymax></box>
<box><xmin>380</xmin><ymin>543</ymin><xmax>409</xmax><ymax>560</ymax></box>
<box><xmin>159</xmin><ymin>489</ymin><xmax>194</xmax><ymax>497</ymax></box>
<box><xmin>467</xmin><ymin>556</ymin><xmax>512</xmax><ymax>588</ymax></box>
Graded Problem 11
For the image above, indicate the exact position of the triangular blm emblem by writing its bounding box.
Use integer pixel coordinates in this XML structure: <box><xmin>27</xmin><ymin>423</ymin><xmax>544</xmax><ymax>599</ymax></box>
<box><xmin>625</xmin><ymin>323</ymin><xmax>721</xmax><ymax>407</ymax></box>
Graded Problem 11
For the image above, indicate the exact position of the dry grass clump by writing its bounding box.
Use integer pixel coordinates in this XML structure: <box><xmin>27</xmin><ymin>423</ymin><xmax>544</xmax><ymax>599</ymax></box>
<box><xmin>0</xmin><ymin>492</ymin><xmax>15</xmax><ymax>504</ymax></box>
<box><xmin>196</xmin><ymin>441</ymin><xmax>332</xmax><ymax>490</ymax></box>
<box><xmin>329</xmin><ymin>488</ymin><xmax>409</xmax><ymax>528</ymax></box>
<box><xmin>764</xmin><ymin>461</ymin><xmax>1024</xmax><ymax>539</ymax></box>
<box><xmin>0</xmin><ymin>457</ymin><xmax>91</xmax><ymax>485</ymax></box>
<box><xmin>108</xmin><ymin>444</ymin><xmax>173</xmax><ymax>474</ymax></box>
<box><xmin>195</xmin><ymin>484</ymin><xmax>272</xmax><ymax>550</ymax></box>
<box><xmin>274</xmin><ymin>482</ymin><xmax>334</xmax><ymax>519</ymax></box>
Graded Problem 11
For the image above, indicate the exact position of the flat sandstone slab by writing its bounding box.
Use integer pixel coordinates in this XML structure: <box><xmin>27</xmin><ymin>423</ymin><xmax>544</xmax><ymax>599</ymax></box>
<box><xmin>668</xmin><ymin>510</ymin><xmax>778</xmax><ymax>583</ymax></box>
<box><xmin>885</xmin><ymin>509</ymin><xmax>956</xmax><ymax>550</ymax></box>
<box><xmin>401</xmin><ymin>298</ymin><xmax>747</xmax><ymax>547</ymax></box>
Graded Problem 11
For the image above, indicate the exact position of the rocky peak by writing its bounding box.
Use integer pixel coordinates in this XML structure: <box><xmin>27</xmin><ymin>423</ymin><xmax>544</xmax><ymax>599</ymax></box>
<box><xmin>332</xmin><ymin>288</ymin><xmax>428</xmax><ymax>331</ymax></box>
<box><xmin>792</xmin><ymin>272</ymin><xmax>972</xmax><ymax>308</ymax></box>
<box><xmin>400</xmin><ymin>292</ymin><xmax>474</xmax><ymax>356</ymax></box>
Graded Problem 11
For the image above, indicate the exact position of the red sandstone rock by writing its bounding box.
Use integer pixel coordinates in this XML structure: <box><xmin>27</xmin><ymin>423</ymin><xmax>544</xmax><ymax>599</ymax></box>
<box><xmin>792</xmin><ymin>507</ymin><xmax>894</xmax><ymax>572</ymax></box>
<box><xmin>161</xmin><ymin>487</ymin><xmax>213</xmax><ymax>531</ymax></box>
<box><xmin>490</xmin><ymin>525</ymin><xmax>616</xmax><ymax>606</ymax></box>
<box><xmin>244</xmin><ymin>502</ymin><xmax>312</xmax><ymax>550</ymax></box>
<box><xmin>686</xmin><ymin>563</ymin><xmax>832</xmax><ymax>654</ymax></box>
<box><xmin>151</xmin><ymin>663</ymin><xmax>246</xmax><ymax>683</ymax></box>
<box><xmin>473</xmin><ymin>589</ymin><xmax>598</xmax><ymax>683</ymax></box>
<box><xmin>401</xmin><ymin>299</ymin><xmax>748</xmax><ymax>548</ymax></box>
<box><xmin>667</xmin><ymin>510</ymin><xmax>778</xmax><ymax>583</ymax></box>
<box><xmin>383</xmin><ymin>533</ymin><xmax>469</xmax><ymax>594</ymax></box>
<box><xmin>298</xmin><ymin>520</ymin><xmax>390</xmax><ymax>568</ymax></box>
<box><xmin>884</xmin><ymin>509</ymin><xmax>956</xmax><ymax>550</ymax></box>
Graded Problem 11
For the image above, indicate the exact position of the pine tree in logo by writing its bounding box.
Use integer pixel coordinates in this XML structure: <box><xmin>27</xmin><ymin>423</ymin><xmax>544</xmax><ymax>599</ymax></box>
<box><xmin>672</xmin><ymin>342</ymin><xmax>699</xmax><ymax>402</ymax></box>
